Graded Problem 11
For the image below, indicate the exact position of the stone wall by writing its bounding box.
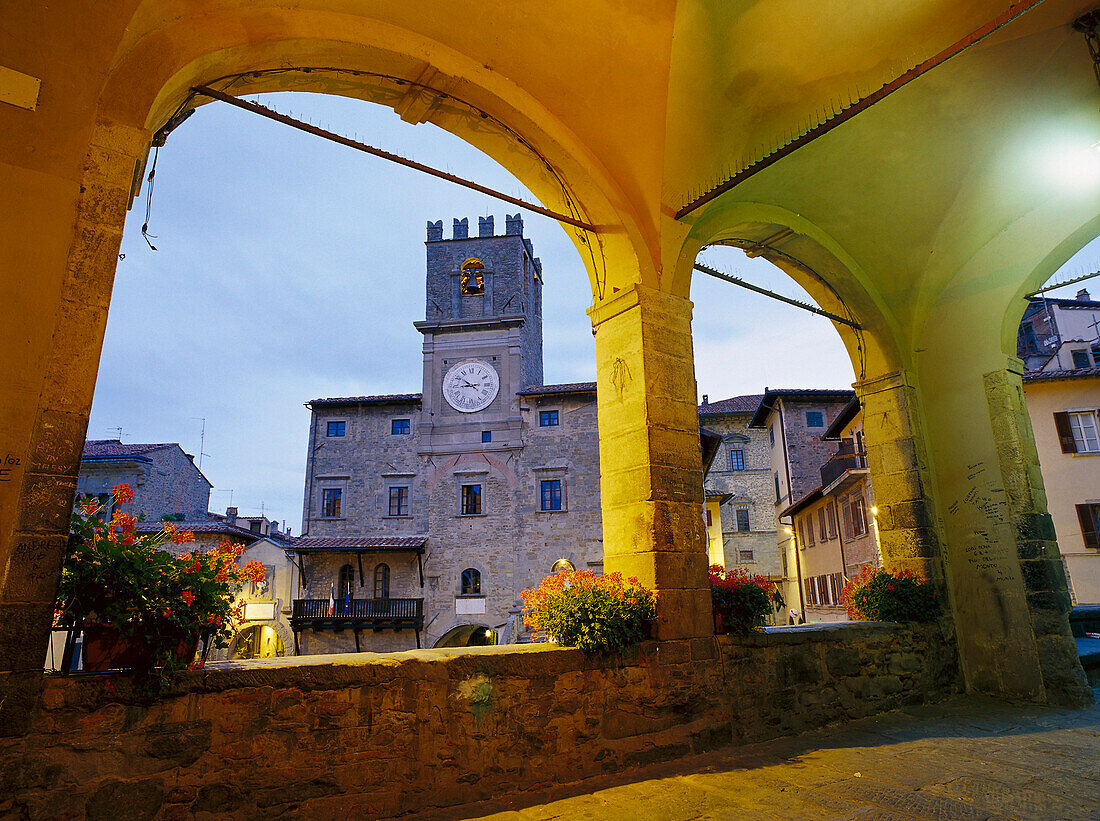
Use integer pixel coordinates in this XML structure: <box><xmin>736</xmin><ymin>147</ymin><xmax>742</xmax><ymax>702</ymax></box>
<box><xmin>0</xmin><ymin>623</ymin><xmax>958</xmax><ymax>820</ymax></box>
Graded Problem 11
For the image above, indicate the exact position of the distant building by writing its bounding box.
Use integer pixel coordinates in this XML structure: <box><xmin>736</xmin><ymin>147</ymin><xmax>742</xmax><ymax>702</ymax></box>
<box><xmin>78</xmin><ymin>440</ymin><xmax>211</xmax><ymax>522</ymax></box>
<box><xmin>697</xmin><ymin>394</ymin><xmax>777</xmax><ymax>576</ymax></box>
<box><xmin>1017</xmin><ymin>289</ymin><xmax>1100</xmax><ymax>372</ymax></box>
<box><xmin>1023</xmin><ymin>366</ymin><xmax>1100</xmax><ymax>604</ymax></box>
<box><xmin>748</xmin><ymin>388</ymin><xmax>857</xmax><ymax>620</ymax></box>
<box><xmin>780</xmin><ymin>396</ymin><xmax>880</xmax><ymax>622</ymax></box>
<box><xmin>294</xmin><ymin>216</ymin><xmax>604</xmax><ymax>654</ymax></box>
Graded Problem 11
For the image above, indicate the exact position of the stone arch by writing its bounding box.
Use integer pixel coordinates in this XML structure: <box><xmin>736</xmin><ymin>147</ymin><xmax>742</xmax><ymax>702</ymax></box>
<box><xmin>676</xmin><ymin>202</ymin><xmax>904</xmax><ymax>380</ymax></box>
<box><xmin>433</xmin><ymin>622</ymin><xmax>497</xmax><ymax>648</ymax></box>
<box><xmin>225</xmin><ymin>620</ymin><xmax>293</xmax><ymax>659</ymax></box>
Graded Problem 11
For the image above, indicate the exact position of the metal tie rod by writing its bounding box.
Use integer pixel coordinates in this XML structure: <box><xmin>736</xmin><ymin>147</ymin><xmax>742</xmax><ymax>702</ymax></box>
<box><xmin>693</xmin><ymin>262</ymin><xmax>862</xmax><ymax>329</ymax></box>
<box><xmin>190</xmin><ymin>85</ymin><xmax>597</xmax><ymax>233</ymax></box>
<box><xmin>1025</xmin><ymin>269</ymin><xmax>1100</xmax><ymax>299</ymax></box>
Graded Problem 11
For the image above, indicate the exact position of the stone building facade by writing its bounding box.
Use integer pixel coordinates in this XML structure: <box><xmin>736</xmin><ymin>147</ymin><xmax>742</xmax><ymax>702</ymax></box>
<box><xmin>749</xmin><ymin>389</ymin><xmax>856</xmax><ymax>618</ymax></box>
<box><xmin>781</xmin><ymin>397</ymin><xmax>881</xmax><ymax>622</ymax></box>
<box><xmin>78</xmin><ymin>440</ymin><xmax>211</xmax><ymax>522</ymax></box>
<box><xmin>294</xmin><ymin>216</ymin><xmax>604</xmax><ymax>653</ymax></box>
<box><xmin>697</xmin><ymin>394</ymin><xmax>778</xmax><ymax>577</ymax></box>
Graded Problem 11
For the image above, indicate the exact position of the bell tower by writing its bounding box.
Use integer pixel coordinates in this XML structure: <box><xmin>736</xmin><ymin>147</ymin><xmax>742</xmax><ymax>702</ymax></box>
<box><xmin>414</xmin><ymin>214</ymin><xmax>544</xmax><ymax>455</ymax></box>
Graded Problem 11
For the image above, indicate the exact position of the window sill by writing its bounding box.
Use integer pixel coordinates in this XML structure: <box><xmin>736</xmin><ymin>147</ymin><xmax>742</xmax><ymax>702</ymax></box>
<box><xmin>539</xmin><ymin>508</ymin><xmax>567</xmax><ymax>514</ymax></box>
<box><xmin>458</xmin><ymin>513</ymin><xmax>487</xmax><ymax>518</ymax></box>
<box><xmin>382</xmin><ymin>515</ymin><xmax>411</xmax><ymax>520</ymax></box>
<box><xmin>456</xmin><ymin>594</ymin><xmax>486</xmax><ymax>600</ymax></box>
<box><xmin>317</xmin><ymin>516</ymin><xmax>346</xmax><ymax>521</ymax></box>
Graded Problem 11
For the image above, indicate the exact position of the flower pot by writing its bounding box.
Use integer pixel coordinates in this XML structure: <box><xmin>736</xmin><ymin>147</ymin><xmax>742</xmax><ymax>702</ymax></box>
<box><xmin>82</xmin><ymin>624</ymin><xmax>198</xmax><ymax>672</ymax></box>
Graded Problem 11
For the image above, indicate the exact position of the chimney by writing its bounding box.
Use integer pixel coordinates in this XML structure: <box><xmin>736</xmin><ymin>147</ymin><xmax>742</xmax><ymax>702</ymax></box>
<box><xmin>478</xmin><ymin>215</ymin><xmax>494</xmax><ymax>237</ymax></box>
<box><xmin>1077</xmin><ymin>288</ymin><xmax>1091</xmax><ymax>302</ymax></box>
<box><xmin>426</xmin><ymin>219</ymin><xmax>443</xmax><ymax>241</ymax></box>
<box><xmin>702</xmin><ymin>394</ymin><xmax>709</xmax><ymax>406</ymax></box>
<box><xmin>452</xmin><ymin>217</ymin><xmax>468</xmax><ymax>239</ymax></box>
<box><xmin>226</xmin><ymin>506</ymin><xmax>237</xmax><ymax>526</ymax></box>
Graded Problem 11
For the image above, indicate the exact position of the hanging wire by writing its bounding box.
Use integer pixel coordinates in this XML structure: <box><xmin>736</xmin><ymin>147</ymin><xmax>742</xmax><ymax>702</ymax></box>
<box><xmin>141</xmin><ymin>146</ymin><xmax>159</xmax><ymax>251</ymax></box>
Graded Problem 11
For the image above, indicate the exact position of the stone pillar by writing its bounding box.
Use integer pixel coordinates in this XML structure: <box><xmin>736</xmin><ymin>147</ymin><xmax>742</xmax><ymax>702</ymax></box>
<box><xmin>588</xmin><ymin>284</ymin><xmax>711</xmax><ymax>639</ymax></box>
<box><xmin>909</xmin><ymin>349</ymin><xmax>1090</xmax><ymax>705</ymax></box>
<box><xmin>0</xmin><ymin>126</ymin><xmax>143</xmax><ymax>734</ymax></box>
<box><xmin>856</xmin><ymin>371</ymin><xmax>942</xmax><ymax>583</ymax></box>
<box><xmin>982</xmin><ymin>365</ymin><xmax>1089</xmax><ymax>704</ymax></box>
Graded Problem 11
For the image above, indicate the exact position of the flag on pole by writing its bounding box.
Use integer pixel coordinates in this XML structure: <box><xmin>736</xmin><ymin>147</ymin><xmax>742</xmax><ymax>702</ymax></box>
<box><xmin>328</xmin><ymin>583</ymin><xmax>335</xmax><ymax>616</ymax></box>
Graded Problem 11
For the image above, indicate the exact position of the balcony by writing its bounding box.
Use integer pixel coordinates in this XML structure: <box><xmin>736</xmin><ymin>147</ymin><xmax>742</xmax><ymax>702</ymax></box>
<box><xmin>291</xmin><ymin>598</ymin><xmax>425</xmax><ymax>650</ymax></box>
<box><xmin>819</xmin><ymin>439</ymin><xmax>868</xmax><ymax>493</ymax></box>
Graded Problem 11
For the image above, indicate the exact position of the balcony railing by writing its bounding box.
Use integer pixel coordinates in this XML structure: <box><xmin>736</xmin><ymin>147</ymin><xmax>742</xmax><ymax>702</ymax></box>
<box><xmin>820</xmin><ymin>440</ymin><xmax>867</xmax><ymax>489</ymax></box>
<box><xmin>291</xmin><ymin>597</ymin><xmax>424</xmax><ymax>629</ymax></box>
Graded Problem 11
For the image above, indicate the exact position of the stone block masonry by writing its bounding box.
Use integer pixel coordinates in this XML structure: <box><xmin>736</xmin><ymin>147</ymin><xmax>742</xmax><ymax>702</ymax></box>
<box><xmin>0</xmin><ymin>623</ymin><xmax>959</xmax><ymax>819</ymax></box>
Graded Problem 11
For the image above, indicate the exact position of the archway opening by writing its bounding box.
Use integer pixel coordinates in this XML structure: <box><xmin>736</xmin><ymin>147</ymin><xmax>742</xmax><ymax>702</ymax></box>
<box><xmin>435</xmin><ymin>625</ymin><xmax>498</xmax><ymax>648</ymax></box>
<box><xmin>231</xmin><ymin>625</ymin><xmax>286</xmax><ymax>660</ymax></box>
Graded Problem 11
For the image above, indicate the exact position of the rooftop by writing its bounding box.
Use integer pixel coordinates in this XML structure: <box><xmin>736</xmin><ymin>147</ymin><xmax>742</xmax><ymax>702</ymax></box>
<box><xmin>82</xmin><ymin>440</ymin><xmax>175</xmax><ymax>458</ymax></box>
<box><xmin>698</xmin><ymin>393</ymin><xmax>765</xmax><ymax>415</ymax></box>
<box><xmin>307</xmin><ymin>393</ymin><xmax>422</xmax><ymax>407</ymax></box>
<box><xmin>518</xmin><ymin>382</ymin><xmax>597</xmax><ymax>396</ymax></box>
<box><xmin>288</xmin><ymin>535</ymin><xmax>428</xmax><ymax>552</ymax></box>
<box><xmin>1024</xmin><ymin>366</ymin><xmax>1100</xmax><ymax>384</ymax></box>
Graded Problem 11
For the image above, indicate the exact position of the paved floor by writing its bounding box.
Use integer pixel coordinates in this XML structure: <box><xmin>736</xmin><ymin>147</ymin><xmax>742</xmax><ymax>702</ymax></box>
<box><xmin>441</xmin><ymin>691</ymin><xmax>1100</xmax><ymax>820</ymax></box>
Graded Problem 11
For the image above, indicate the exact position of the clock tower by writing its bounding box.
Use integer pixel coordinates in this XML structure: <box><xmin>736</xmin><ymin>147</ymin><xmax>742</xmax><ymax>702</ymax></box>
<box><xmin>414</xmin><ymin>214</ymin><xmax>544</xmax><ymax>455</ymax></box>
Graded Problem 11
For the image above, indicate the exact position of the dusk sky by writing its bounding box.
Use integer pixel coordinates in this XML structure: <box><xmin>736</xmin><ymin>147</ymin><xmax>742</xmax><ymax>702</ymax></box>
<box><xmin>89</xmin><ymin>92</ymin><xmax>1100</xmax><ymax>531</ymax></box>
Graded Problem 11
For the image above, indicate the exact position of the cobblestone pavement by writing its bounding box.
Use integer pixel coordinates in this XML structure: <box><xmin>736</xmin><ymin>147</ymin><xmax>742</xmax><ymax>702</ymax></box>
<box><xmin>441</xmin><ymin>691</ymin><xmax>1100</xmax><ymax>820</ymax></box>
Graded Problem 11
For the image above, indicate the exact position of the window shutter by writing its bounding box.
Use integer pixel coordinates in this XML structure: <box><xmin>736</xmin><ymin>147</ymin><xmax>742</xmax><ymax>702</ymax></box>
<box><xmin>1054</xmin><ymin>412</ymin><xmax>1078</xmax><ymax>454</ymax></box>
<box><xmin>1078</xmin><ymin>504</ymin><xmax>1100</xmax><ymax>550</ymax></box>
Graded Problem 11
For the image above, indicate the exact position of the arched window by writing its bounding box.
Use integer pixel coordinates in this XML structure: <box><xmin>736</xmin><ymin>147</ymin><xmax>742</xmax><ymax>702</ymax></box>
<box><xmin>551</xmin><ymin>559</ymin><xmax>575</xmax><ymax>574</ymax></box>
<box><xmin>338</xmin><ymin>564</ymin><xmax>355</xmax><ymax>602</ymax></box>
<box><xmin>461</xmin><ymin>568</ymin><xmax>481</xmax><ymax>595</ymax></box>
<box><xmin>461</xmin><ymin>258</ymin><xmax>485</xmax><ymax>294</ymax></box>
<box><xmin>374</xmin><ymin>563</ymin><xmax>390</xmax><ymax>599</ymax></box>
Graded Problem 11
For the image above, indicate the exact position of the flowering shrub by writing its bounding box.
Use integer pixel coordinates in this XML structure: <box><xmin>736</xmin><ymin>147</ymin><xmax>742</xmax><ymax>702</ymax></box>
<box><xmin>840</xmin><ymin>565</ymin><xmax>937</xmax><ymax>622</ymax></box>
<box><xmin>56</xmin><ymin>484</ymin><xmax>266</xmax><ymax>681</ymax></box>
<box><xmin>521</xmin><ymin>569</ymin><xmax>656</xmax><ymax>654</ymax></box>
<box><xmin>709</xmin><ymin>565</ymin><xmax>778</xmax><ymax>635</ymax></box>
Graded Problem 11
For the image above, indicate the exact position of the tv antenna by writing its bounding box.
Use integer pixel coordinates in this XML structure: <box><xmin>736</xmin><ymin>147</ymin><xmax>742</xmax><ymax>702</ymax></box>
<box><xmin>191</xmin><ymin>417</ymin><xmax>211</xmax><ymax>469</ymax></box>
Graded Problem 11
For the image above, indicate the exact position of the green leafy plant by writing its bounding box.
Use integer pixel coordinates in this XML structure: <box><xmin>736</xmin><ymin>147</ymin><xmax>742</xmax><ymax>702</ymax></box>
<box><xmin>840</xmin><ymin>565</ymin><xmax>937</xmax><ymax>622</ymax></box>
<box><xmin>521</xmin><ymin>569</ymin><xmax>656</xmax><ymax>654</ymax></box>
<box><xmin>709</xmin><ymin>564</ymin><xmax>778</xmax><ymax>635</ymax></box>
<box><xmin>56</xmin><ymin>484</ymin><xmax>266</xmax><ymax>686</ymax></box>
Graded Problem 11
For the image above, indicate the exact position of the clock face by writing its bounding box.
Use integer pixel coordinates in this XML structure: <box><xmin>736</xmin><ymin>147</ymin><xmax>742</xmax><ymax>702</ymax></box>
<box><xmin>442</xmin><ymin>360</ymin><xmax>500</xmax><ymax>413</ymax></box>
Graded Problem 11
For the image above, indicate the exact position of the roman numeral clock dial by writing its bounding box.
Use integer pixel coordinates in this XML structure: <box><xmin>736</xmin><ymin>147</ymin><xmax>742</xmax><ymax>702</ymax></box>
<box><xmin>442</xmin><ymin>360</ymin><xmax>500</xmax><ymax>413</ymax></box>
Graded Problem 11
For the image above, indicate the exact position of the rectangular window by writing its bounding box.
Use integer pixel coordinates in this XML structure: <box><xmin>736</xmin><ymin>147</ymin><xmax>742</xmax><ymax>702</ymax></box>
<box><xmin>738</xmin><ymin>549</ymin><xmax>754</xmax><ymax>562</ymax></box>
<box><xmin>326</xmin><ymin>421</ymin><xmax>345</xmax><ymax>437</ymax></box>
<box><xmin>818</xmin><ymin>507</ymin><xmax>828</xmax><ymax>541</ymax></box>
<box><xmin>806</xmin><ymin>514</ymin><xmax>815</xmax><ymax>546</ymax></box>
<box><xmin>729</xmin><ymin>449</ymin><xmax>745</xmax><ymax>471</ymax></box>
<box><xmin>705</xmin><ymin>507</ymin><xmax>712</xmax><ymax>527</ymax></box>
<box><xmin>774</xmin><ymin>472</ymin><xmax>781</xmax><ymax>503</ymax></box>
<box><xmin>806</xmin><ymin>411</ymin><xmax>824</xmax><ymax>428</ymax></box>
<box><xmin>851</xmin><ymin>494</ymin><xmax>868</xmax><ymax>537</ymax></box>
<box><xmin>830</xmin><ymin>573</ymin><xmax>843</xmax><ymax>605</ymax></box>
<box><xmin>539</xmin><ymin>410</ymin><xmax>559</xmax><ymax>427</ymax></box>
<box><xmin>321</xmin><ymin>488</ymin><xmax>342</xmax><ymax>518</ymax></box>
<box><xmin>798</xmin><ymin>519</ymin><xmax>807</xmax><ymax>549</ymax></box>
<box><xmin>1062</xmin><ymin>411</ymin><xmax>1100</xmax><ymax>453</ymax></box>
<box><xmin>805</xmin><ymin>578</ymin><xmax>815</xmax><ymax>606</ymax></box>
<box><xmin>769</xmin><ymin>425</ymin><xmax>775</xmax><ymax>448</ymax></box>
<box><xmin>841</xmin><ymin>499</ymin><xmax>853</xmax><ymax>540</ymax></box>
<box><xmin>819</xmin><ymin>575</ymin><xmax>832</xmax><ymax>605</ymax></box>
<box><xmin>388</xmin><ymin>486</ymin><xmax>409</xmax><ymax>517</ymax></box>
<box><xmin>482</xmin><ymin>430</ymin><xmax>492</xmax><ymax>443</ymax></box>
<box><xmin>1072</xmin><ymin>349</ymin><xmax>1091</xmax><ymax>369</ymax></box>
<box><xmin>391</xmin><ymin>418</ymin><xmax>411</xmax><ymax>435</ymax></box>
<box><xmin>736</xmin><ymin>508</ymin><xmax>750</xmax><ymax>532</ymax></box>
<box><xmin>461</xmin><ymin>484</ymin><xmax>482</xmax><ymax>515</ymax></box>
<box><xmin>541</xmin><ymin>479</ymin><xmax>562</xmax><ymax>511</ymax></box>
<box><xmin>1078</xmin><ymin>503</ymin><xmax>1100</xmax><ymax>550</ymax></box>
<box><xmin>827</xmin><ymin>502</ymin><xmax>838</xmax><ymax>539</ymax></box>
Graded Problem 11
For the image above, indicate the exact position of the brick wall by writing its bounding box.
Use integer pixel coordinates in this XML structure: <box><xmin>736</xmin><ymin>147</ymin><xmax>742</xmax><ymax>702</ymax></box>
<box><xmin>0</xmin><ymin>623</ymin><xmax>958</xmax><ymax>820</ymax></box>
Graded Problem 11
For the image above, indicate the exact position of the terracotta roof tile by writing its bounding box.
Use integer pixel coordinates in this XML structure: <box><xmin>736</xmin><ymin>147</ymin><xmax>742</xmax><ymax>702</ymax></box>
<box><xmin>83</xmin><ymin>440</ymin><xmax>175</xmax><ymax>458</ymax></box>
<box><xmin>308</xmin><ymin>393</ymin><xmax>422</xmax><ymax>406</ymax></box>
<box><xmin>288</xmin><ymin>536</ymin><xmax>428</xmax><ymax>551</ymax></box>
<box><xmin>518</xmin><ymin>382</ymin><xmax>597</xmax><ymax>396</ymax></box>
<box><xmin>698</xmin><ymin>394</ymin><xmax>765</xmax><ymax>414</ymax></box>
